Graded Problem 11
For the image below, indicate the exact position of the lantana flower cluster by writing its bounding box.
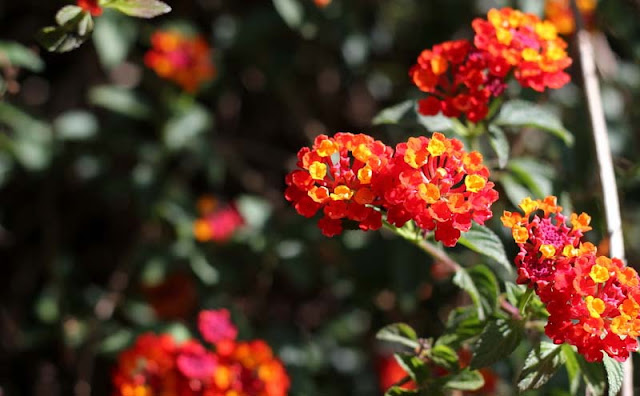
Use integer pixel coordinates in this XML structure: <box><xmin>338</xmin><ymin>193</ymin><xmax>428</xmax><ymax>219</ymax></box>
<box><xmin>412</xmin><ymin>8</ymin><xmax>572</xmax><ymax>121</ymax></box>
<box><xmin>285</xmin><ymin>132</ymin><xmax>498</xmax><ymax>246</ymax></box>
<box><xmin>112</xmin><ymin>309</ymin><xmax>290</xmax><ymax>396</ymax></box>
<box><xmin>502</xmin><ymin>197</ymin><xmax>640</xmax><ymax>362</ymax></box>
<box><xmin>145</xmin><ymin>30</ymin><xmax>215</xmax><ymax>93</ymax></box>
<box><xmin>193</xmin><ymin>196</ymin><xmax>245</xmax><ymax>243</ymax></box>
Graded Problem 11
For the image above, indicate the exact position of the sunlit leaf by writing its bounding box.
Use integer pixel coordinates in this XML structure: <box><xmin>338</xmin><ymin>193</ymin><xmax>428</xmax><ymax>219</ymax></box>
<box><xmin>458</xmin><ymin>224</ymin><xmax>513</xmax><ymax>278</ymax></box>
<box><xmin>272</xmin><ymin>0</ymin><xmax>304</xmax><ymax>28</ymax></box>
<box><xmin>104</xmin><ymin>0</ymin><xmax>172</xmax><ymax>18</ymax></box>
<box><xmin>88</xmin><ymin>85</ymin><xmax>152</xmax><ymax>119</ymax></box>
<box><xmin>603</xmin><ymin>355</ymin><xmax>623</xmax><ymax>396</ymax></box>
<box><xmin>488</xmin><ymin>124</ymin><xmax>509</xmax><ymax>168</ymax></box>
<box><xmin>376</xmin><ymin>323</ymin><xmax>419</xmax><ymax>349</ymax></box>
<box><xmin>444</xmin><ymin>369</ymin><xmax>484</xmax><ymax>391</ymax></box>
<box><xmin>54</xmin><ymin>110</ymin><xmax>98</xmax><ymax>140</ymax></box>
<box><xmin>0</xmin><ymin>41</ymin><xmax>45</xmax><ymax>72</ymax></box>
<box><xmin>93</xmin><ymin>10</ymin><xmax>138</xmax><ymax>69</ymax></box>
<box><xmin>470</xmin><ymin>318</ymin><xmax>522</xmax><ymax>369</ymax></box>
<box><xmin>517</xmin><ymin>342</ymin><xmax>564</xmax><ymax>392</ymax></box>
<box><xmin>495</xmin><ymin>99</ymin><xmax>574</xmax><ymax>146</ymax></box>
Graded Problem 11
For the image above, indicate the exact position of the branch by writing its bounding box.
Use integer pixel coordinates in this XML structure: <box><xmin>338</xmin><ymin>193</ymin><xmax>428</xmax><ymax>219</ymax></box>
<box><xmin>383</xmin><ymin>221</ymin><xmax>461</xmax><ymax>272</ymax></box>
<box><xmin>570</xmin><ymin>2</ymin><xmax>632</xmax><ymax>395</ymax></box>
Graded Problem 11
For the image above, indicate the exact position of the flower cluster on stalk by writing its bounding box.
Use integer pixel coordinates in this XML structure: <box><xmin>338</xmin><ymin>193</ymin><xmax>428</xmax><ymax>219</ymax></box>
<box><xmin>411</xmin><ymin>7</ymin><xmax>572</xmax><ymax>121</ymax></box>
<box><xmin>145</xmin><ymin>31</ymin><xmax>215</xmax><ymax>93</ymax></box>
<box><xmin>502</xmin><ymin>196</ymin><xmax>640</xmax><ymax>362</ymax></box>
<box><xmin>112</xmin><ymin>309</ymin><xmax>290</xmax><ymax>396</ymax></box>
<box><xmin>285</xmin><ymin>132</ymin><xmax>498</xmax><ymax>246</ymax></box>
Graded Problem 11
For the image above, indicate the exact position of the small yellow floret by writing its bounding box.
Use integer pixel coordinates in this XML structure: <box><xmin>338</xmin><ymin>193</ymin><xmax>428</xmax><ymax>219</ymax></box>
<box><xmin>539</xmin><ymin>244</ymin><xmax>556</xmax><ymax>259</ymax></box>
<box><xmin>418</xmin><ymin>183</ymin><xmax>440</xmax><ymax>204</ymax></box>
<box><xmin>512</xmin><ymin>226</ymin><xmax>529</xmax><ymax>244</ymax></box>
<box><xmin>317</xmin><ymin>139</ymin><xmax>339</xmax><ymax>157</ymax></box>
<box><xmin>427</xmin><ymin>136</ymin><xmax>446</xmax><ymax>157</ymax></box>
<box><xmin>330</xmin><ymin>185</ymin><xmax>353</xmax><ymax>201</ymax></box>
<box><xmin>308</xmin><ymin>161</ymin><xmax>327</xmax><ymax>180</ymax></box>
<box><xmin>585</xmin><ymin>296</ymin><xmax>605</xmax><ymax>318</ymax></box>
<box><xmin>352</xmin><ymin>144</ymin><xmax>372</xmax><ymax>163</ymax></box>
<box><xmin>465</xmin><ymin>175</ymin><xmax>486</xmax><ymax>193</ymax></box>
<box><xmin>589</xmin><ymin>264</ymin><xmax>610</xmax><ymax>283</ymax></box>
<box><xmin>518</xmin><ymin>197</ymin><xmax>538</xmax><ymax>216</ymax></box>
<box><xmin>521</xmin><ymin>48</ymin><xmax>541</xmax><ymax>62</ymax></box>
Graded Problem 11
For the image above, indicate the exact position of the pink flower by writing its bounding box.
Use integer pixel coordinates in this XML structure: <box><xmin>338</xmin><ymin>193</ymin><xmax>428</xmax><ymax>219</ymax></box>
<box><xmin>198</xmin><ymin>309</ymin><xmax>238</xmax><ymax>345</ymax></box>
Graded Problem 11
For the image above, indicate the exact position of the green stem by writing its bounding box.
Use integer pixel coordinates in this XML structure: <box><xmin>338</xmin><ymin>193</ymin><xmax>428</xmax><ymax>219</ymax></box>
<box><xmin>518</xmin><ymin>287</ymin><xmax>535</xmax><ymax>316</ymax></box>
<box><xmin>383</xmin><ymin>221</ymin><xmax>461</xmax><ymax>272</ymax></box>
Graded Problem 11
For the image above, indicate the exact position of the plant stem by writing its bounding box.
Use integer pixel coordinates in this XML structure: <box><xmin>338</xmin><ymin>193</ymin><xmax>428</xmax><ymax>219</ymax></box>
<box><xmin>383</xmin><ymin>221</ymin><xmax>461</xmax><ymax>272</ymax></box>
<box><xmin>571</xmin><ymin>2</ymin><xmax>632</xmax><ymax>395</ymax></box>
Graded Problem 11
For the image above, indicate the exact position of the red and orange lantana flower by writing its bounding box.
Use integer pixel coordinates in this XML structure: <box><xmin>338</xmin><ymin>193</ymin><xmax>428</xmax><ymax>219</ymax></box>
<box><xmin>112</xmin><ymin>309</ymin><xmax>290</xmax><ymax>396</ymax></box>
<box><xmin>145</xmin><ymin>31</ymin><xmax>216</xmax><ymax>93</ymax></box>
<box><xmin>285</xmin><ymin>132</ymin><xmax>498</xmax><ymax>247</ymax></box>
<box><xmin>193</xmin><ymin>196</ymin><xmax>245</xmax><ymax>243</ymax></box>
<box><xmin>380</xmin><ymin>133</ymin><xmax>498</xmax><ymax>247</ymax></box>
<box><xmin>502</xmin><ymin>197</ymin><xmax>640</xmax><ymax>362</ymax></box>
<box><xmin>410</xmin><ymin>40</ymin><xmax>506</xmax><ymax>122</ymax></box>
<box><xmin>285</xmin><ymin>133</ymin><xmax>393</xmax><ymax>237</ymax></box>
<box><xmin>472</xmin><ymin>8</ymin><xmax>572</xmax><ymax>92</ymax></box>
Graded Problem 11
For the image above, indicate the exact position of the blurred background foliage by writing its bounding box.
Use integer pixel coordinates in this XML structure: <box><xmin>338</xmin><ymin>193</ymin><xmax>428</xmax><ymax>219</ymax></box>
<box><xmin>2</xmin><ymin>0</ymin><xmax>640</xmax><ymax>395</ymax></box>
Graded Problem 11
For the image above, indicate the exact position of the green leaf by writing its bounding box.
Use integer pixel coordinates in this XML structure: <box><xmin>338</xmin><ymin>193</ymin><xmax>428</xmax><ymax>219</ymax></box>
<box><xmin>372</xmin><ymin>100</ymin><xmax>413</xmax><ymax>125</ymax></box>
<box><xmin>603</xmin><ymin>355</ymin><xmax>623</xmax><ymax>396</ymax></box>
<box><xmin>444</xmin><ymin>369</ymin><xmax>485</xmax><ymax>391</ymax></box>
<box><xmin>562</xmin><ymin>344</ymin><xmax>582</xmax><ymax>395</ymax></box>
<box><xmin>163</xmin><ymin>103</ymin><xmax>213</xmax><ymax>150</ymax></box>
<box><xmin>272</xmin><ymin>0</ymin><xmax>304</xmax><ymax>28</ymax></box>
<box><xmin>56</xmin><ymin>5</ymin><xmax>83</xmax><ymax>25</ymax></box>
<box><xmin>394</xmin><ymin>352</ymin><xmax>430</xmax><ymax>383</ymax></box>
<box><xmin>499</xmin><ymin>173</ymin><xmax>531</xmax><ymax>209</ymax></box>
<box><xmin>494</xmin><ymin>99</ymin><xmax>574</xmax><ymax>146</ymax></box>
<box><xmin>36</xmin><ymin>26</ymin><xmax>88</xmax><ymax>53</ymax></box>
<box><xmin>417</xmin><ymin>113</ymin><xmax>459</xmax><ymax>134</ymax></box>
<box><xmin>0</xmin><ymin>41</ymin><xmax>45</xmax><ymax>72</ymax></box>
<box><xmin>93</xmin><ymin>10</ymin><xmax>138</xmax><ymax>69</ymax></box>
<box><xmin>453</xmin><ymin>269</ymin><xmax>484</xmax><ymax>320</ymax></box>
<box><xmin>88</xmin><ymin>85</ymin><xmax>152</xmax><ymax>119</ymax></box>
<box><xmin>505</xmin><ymin>282</ymin><xmax>526</xmax><ymax>307</ymax></box>
<box><xmin>470</xmin><ymin>265</ymin><xmax>499</xmax><ymax>317</ymax></box>
<box><xmin>577</xmin><ymin>353</ymin><xmax>606</xmax><ymax>395</ymax></box>
<box><xmin>436</xmin><ymin>307</ymin><xmax>484</xmax><ymax>348</ymax></box>
<box><xmin>470</xmin><ymin>318</ymin><xmax>522</xmax><ymax>369</ymax></box>
<box><xmin>0</xmin><ymin>102</ymin><xmax>53</xmax><ymax>170</ymax></box>
<box><xmin>103</xmin><ymin>0</ymin><xmax>172</xmax><ymax>18</ymax></box>
<box><xmin>53</xmin><ymin>110</ymin><xmax>98</xmax><ymax>141</ymax></box>
<box><xmin>453</xmin><ymin>265</ymin><xmax>498</xmax><ymax>321</ymax></box>
<box><xmin>517</xmin><ymin>342</ymin><xmax>564</xmax><ymax>392</ymax></box>
<box><xmin>488</xmin><ymin>124</ymin><xmax>509</xmax><ymax>168</ymax></box>
<box><xmin>508</xmin><ymin>157</ymin><xmax>555</xmax><ymax>199</ymax></box>
<box><xmin>458</xmin><ymin>224</ymin><xmax>514</xmax><ymax>279</ymax></box>
<box><xmin>36</xmin><ymin>6</ymin><xmax>94</xmax><ymax>53</ymax></box>
<box><xmin>376</xmin><ymin>323</ymin><xmax>419</xmax><ymax>349</ymax></box>
<box><xmin>384</xmin><ymin>386</ymin><xmax>419</xmax><ymax>396</ymax></box>
<box><xmin>189</xmin><ymin>254</ymin><xmax>219</xmax><ymax>286</ymax></box>
<box><xmin>77</xmin><ymin>13</ymin><xmax>95</xmax><ymax>37</ymax></box>
<box><xmin>429</xmin><ymin>344</ymin><xmax>459</xmax><ymax>371</ymax></box>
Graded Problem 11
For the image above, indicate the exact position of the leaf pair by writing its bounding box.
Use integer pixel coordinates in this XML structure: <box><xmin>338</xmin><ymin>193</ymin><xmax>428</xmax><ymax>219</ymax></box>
<box><xmin>37</xmin><ymin>0</ymin><xmax>171</xmax><ymax>53</ymax></box>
